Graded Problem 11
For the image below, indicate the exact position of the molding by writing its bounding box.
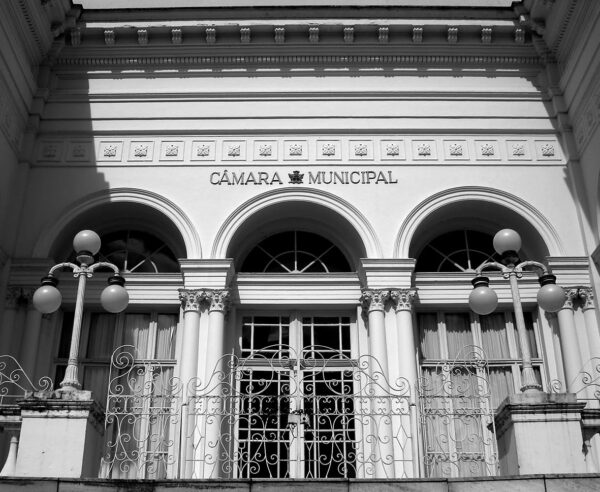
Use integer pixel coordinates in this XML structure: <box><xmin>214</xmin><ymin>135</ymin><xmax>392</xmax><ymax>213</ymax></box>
<box><xmin>33</xmin><ymin>135</ymin><xmax>565</xmax><ymax>167</ymax></box>
<box><xmin>211</xmin><ymin>186</ymin><xmax>382</xmax><ymax>260</ymax></box>
<box><xmin>395</xmin><ymin>185</ymin><xmax>565</xmax><ymax>258</ymax></box>
<box><xmin>31</xmin><ymin>187</ymin><xmax>202</xmax><ymax>260</ymax></box>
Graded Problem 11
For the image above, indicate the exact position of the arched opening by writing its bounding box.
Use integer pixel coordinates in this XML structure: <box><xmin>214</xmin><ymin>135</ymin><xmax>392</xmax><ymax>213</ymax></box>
<box><xmin>226</xmin><ymin>199</ymin><xmax>367</xmax><ymax>272</ymax></box>
<box><xmin>49</xmin><ymin>201</ymin><xmax>187</xmax><ymax>269</ymax></box>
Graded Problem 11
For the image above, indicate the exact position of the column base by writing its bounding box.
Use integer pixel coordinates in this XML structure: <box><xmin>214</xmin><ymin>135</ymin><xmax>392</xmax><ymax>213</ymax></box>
<box><xmin>494</xmin><ymin>392</ymin><xmax>586</xmax><ymax>475</ymax></box>
<box><xmin>14</xmin><ymin>389</ymin><xmax>104</xmax><ymax>478</ymax></box>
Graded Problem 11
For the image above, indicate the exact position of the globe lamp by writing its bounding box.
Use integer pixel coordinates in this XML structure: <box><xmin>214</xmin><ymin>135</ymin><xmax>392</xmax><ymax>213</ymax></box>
<box><xmin>32</xmin><ymin>275</ymin><xmax>62</xmax><ymax>314</ymax></box>
<box><xmin>73</xmin><ymin>230</ymin><xmax>101</xmax><ymax>256</ymax></box>
<box><xmin>537</xmin><ymin>274</ymin><xmax>566</xmax><ymax>313</ymax></box>
<box><xmin>100</xmin><ymin>274</ymin><xmax>129</xmax><ymax>313</ymax></box>
<box><xmin>469</xmin><ymin>276</ymin><xmax>498</xmax><ymax>316</ymax></box>
<box><xmin>493</xmin><ymin>228</ymin><xmax>522</xmax><ymax>255</ymax></box>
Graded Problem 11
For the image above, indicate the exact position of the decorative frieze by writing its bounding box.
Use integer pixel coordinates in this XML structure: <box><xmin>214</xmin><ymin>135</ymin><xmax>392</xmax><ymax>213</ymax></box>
<box><xmin>240</xmin><ymin>27</ymin><xmax>251</xmax><ymax>44</ymax></box>
<box><xmin>378</xmin><ymin>27</ymin><xmax>389</xmax><ymax>43</ymax></box>
<box><xmin>343</xmin><ymin>27</ymin><xmax>354</xmax><ymax>44</ymax></box>
<box><xmin>36</xmin><ymin>136</ymin><xmax>564</xmax><ymax>166</ymax></box>
<box><xmin>171</xmin><ymin>28</ymin><xmax>182</xmax><ymax>44</ymax></box>
<box><xmin>309</xmin><ymin>26</ymin><xmax>319</xmax><ymax>43</ymax></box>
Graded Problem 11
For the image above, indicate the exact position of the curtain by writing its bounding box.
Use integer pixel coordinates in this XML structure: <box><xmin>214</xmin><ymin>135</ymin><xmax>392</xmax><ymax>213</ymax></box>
<box><xmin>86</xmin><ymin>313</ymin><xmax>117</xmax><ymax>358</ymax></box>
<box><xmin>480</xmin><ymin>313</ymin><xmax>510</xmax><ymax>359</ymax></box>
<box><xmin>418</xmin><ymin>313</ymin><xmax>440</xmax><ymax>359</ymax></box>
<box><xmin>123</xmin><ymin>313</ymin><xmax>151</xmax><ymax>357</ymax></box>
<box><xmin>445</xmin><ymin>314</ymin><xmax>472</xmax><ymax>359</ymax></box>
<box><xmin>513</xmin><ymin>312</ymin><xmax>538</xmax><ymax>358</ymax></box>
<box><xmin>488</xmin><ymin>368</ymin><xmax>514</xmax><ymax>408</ymax></box>
<box><xmin>155</xmin><ymin>314</ymin><xmax>177</xmax><ymax>359</ymax></box>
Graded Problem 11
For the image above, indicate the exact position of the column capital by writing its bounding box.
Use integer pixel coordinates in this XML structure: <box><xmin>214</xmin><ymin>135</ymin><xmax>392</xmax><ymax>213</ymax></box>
<box><xmin>205</xmin><ymin>289</ymin><xmax>230</xmax><ymax>313</ymax></box>
<box><xmin>5</xmin><ymin>286</ymin><xmax>24</xmax><ymax>309</ymax></box>
<box><xmin>578</xmin><ymin>287</ymin><xmax>595</xmax><ymax>311</ymax></box>
<box><xmin>560</xmin><ymin>288</ymin><xmax>579</xmax><ymax>311</ymax></box>
<box><xmin>178</xmin><ymin>288</ymin><xmax>204</xmax><ymax>312</ymax></box>
<box><xmin>360</xmin><ymin>289</ymin><xmax>389</xmax><ymax>313</ymax></box>
<box><xmin>390</xmin><ymin>289</ymin><xmax>417</xmax><ymax>312</ymax></box>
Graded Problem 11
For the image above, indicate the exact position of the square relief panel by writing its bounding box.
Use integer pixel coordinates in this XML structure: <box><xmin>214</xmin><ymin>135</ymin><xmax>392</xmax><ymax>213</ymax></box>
<box><xmin>475</xmin><ymin>140</ymin><xmax>501</xmax><ymax>160</ymax></box>
<box><xmin>38</xmin><ymin>141</ymin><xmax>63</xmax><ymax>162</ymax></box>
<box><xmin>534</xmin><ymin>140</ymin><xmax>561</xmax><ymax>160</ymax></box>
<box><xmin>380</xmin><ymin>139</ymin><xmax>406</xmax><ymax>160</ymax></box>
<box><xmin>443</xmin><ymin>140</ymin><xmax>469</xmax><ymax>160</ymax></box>
<box><xmin>506</xmin><ymin>140</ymin><xmax>531</xmax><ymax>160</ymax></box>
<box><xmin>253</xmin><ymin>140</ymin><xmax>278</xmax><ymax>160</ymax></box>
<box><xmin>160</xmin><ymin>141</ymin><xmax>184</xmax><ymax>161</ymax></box>
<box><xmin>349</xmin><ymin>140</ymin><xmax>373</xmax><ymax>160</ymax></box>
<box><xmin>317</xmin><ymin>140</ymin><xmax>342</xmax><ymax>160</ymax></box>
<box><xmin>128</xmin><ymin>141</ymin><xmax>154</xmax><ymax>161</ymax></box>
<box><xmin>411</xmin><ymin>140</ymin><xmax>437</xmax><ymax>160</ymax></box>
<box><xmin>66</xmin><ymin>141</ymin><xmax>92</xmax><ymax>162</ymax></box>
<box><xmin>284</xmin><ymin>140</ymin><xmax>308</xmax><ymax>160</ymax></box>
<box><xmin>191</xmin><ymin>140</ymin><xmax>215</xmax><ymax>161</ymax></box>
<box><xmin>222</xmin><ymin>140</ymin><xmax>246</xmax><ymax>161</ymax></box>
<box><xmin>97</xmin><ymin>141</ymin><xmax>123</xmax><ymax>161</ymax></box>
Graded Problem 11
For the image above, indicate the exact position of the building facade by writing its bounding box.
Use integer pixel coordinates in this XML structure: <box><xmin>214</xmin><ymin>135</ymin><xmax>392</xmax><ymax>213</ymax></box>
<box><xmin>1</xmin><ymin>0</ymin><xmax>600</xmax><ymax>485</ymax></box>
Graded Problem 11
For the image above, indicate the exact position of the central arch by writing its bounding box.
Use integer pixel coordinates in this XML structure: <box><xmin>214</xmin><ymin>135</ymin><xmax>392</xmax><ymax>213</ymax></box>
<box><xmin>211</xmin><ymin>187</ymin><xmax>381</xmax><ymax>267</ymax></box>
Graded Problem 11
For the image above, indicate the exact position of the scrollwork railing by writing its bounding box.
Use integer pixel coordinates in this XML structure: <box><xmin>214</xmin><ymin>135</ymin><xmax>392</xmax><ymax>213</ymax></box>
<box><xmin>418</xmin><ymin>345</ymin><xmax>498</xmax><ymax>478</ymax></box>
<box><xmin>100</xmin><ymin>345</ymin><xmax>182</xmax><ymax>479</ymax></box>
<box><xmin>186</xmin><ymin>344</ymin><xmax>414</xmax><ymax>479</ymax></box>
<box><xmin>0</xmin><ymin>355</ymin><xmax>53</xmax><ymax>406</ymax></box>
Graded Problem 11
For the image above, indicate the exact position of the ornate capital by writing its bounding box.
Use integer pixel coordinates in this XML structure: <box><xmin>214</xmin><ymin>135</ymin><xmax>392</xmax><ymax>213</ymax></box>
<box><xmin>561</xmin><ymin>288</ymin><xmax>579</xmax><ymax>310</ymax></box>
<box><xmin>206</xmin><ymin>289</ymin><xmax>230</xmax><ymax>313</ymax></box>
<box><xmin>178</xmin><ymin>289</ymin><xmax>204</xmax><ymax>312</ymax></box>
<box><xmin>360</xmin><ymin>289</ymin><xmax>389</xmax><ymax>313</ymax></box>
<box><xmin>390</xmin><ymin>289</ymin><xmax>417</xmax><ymax>312</ymax></box>
<box><xmin>579</xmin><ymin>287</ymin><xmax>595</xmax><ymax>311</ymax></box>
<box><xmin>5</xmin><ymin>287</ymin><xmax>23</xmax><ymax>309</ymax></box>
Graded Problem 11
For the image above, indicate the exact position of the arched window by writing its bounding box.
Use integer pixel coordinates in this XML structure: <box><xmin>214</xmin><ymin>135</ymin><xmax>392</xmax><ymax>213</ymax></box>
<box><xmin>240</xmin><ymin>230</ymin><xmax>351</xmax><ymax>273</ymax></box>
<box><xmin>71</xmin><ymin>230</ymin><xmax>180</xmax><ymax>273</ymax></box>
<box><xmin>415</xmin><ymin>230</ymin><xmax>501</xmax><ymax>273</ymax></box>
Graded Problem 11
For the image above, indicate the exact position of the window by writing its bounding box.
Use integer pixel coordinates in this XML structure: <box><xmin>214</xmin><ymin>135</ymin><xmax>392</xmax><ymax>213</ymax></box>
<box><xmin>55</xmin><ymin>311</ymin><xmax>178</xmax><ymax>406</ymax></box>
<box><xmin>67</xmin><ymin>230</ymin><xmax>180</xmax><ymax>273</ymax></box>
<box><xmin>418</xmin><ymin>310</ymin><xmax>542</xmax><ymax>407</ymax></box>
<box><xmin>415</xmin><ymin>230</ymin><xmax>501</xmax><ymax>273</ymax></box>
<box><xmin>240</xmin><ymin>231</ymin><xmax>351</xmax><ymax>273</ymax></box>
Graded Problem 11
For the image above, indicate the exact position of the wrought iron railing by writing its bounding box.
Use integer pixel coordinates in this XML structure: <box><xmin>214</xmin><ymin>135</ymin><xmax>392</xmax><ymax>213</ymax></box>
<box><xmin>418</xmin><ymin>345</ymin><xmax>498</xmax><ymax>478</ymax></box>
<box><xmin>185</xmin><ymin>345</ymin><xmax>414</xmax><ymax>479</ymax></box>
<box><xmin>100</xmin><ymin>345</ymin><xmax>181</xmax><ymax>479</ymax></box>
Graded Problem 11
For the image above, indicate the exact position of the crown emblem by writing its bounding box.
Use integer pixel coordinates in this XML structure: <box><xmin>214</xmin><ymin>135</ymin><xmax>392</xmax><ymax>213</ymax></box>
<box><xmin>288</xmin><ymin>170</ymin><xmax>304</xmax><ymax>184</ymax></box>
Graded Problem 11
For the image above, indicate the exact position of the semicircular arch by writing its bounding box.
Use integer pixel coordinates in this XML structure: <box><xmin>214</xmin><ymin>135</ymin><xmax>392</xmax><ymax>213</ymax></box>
<box><xmin>211</xmin><ymin>187</ymin><xmax>382</xmax><ymax>264</ymax></box>
<box><xmin>33</xmin><ymin>188</ymin><xmax>201</xmax><ymax>260</ymax></box>
<box><xmin>395</xmin><ymin>186</ymin><xmax>564</xmax><ymax>259</ymax></box>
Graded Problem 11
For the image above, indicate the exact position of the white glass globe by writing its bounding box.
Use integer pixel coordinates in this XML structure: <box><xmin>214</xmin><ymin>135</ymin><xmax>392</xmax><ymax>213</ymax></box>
<box><xmin>100</xmin><ymin>284</ymin><xmax>129</xmax><ymax>313</ymax></box>
<box><xmin>493</xmin><ymin>229</ymin><xmax>522</xmax><ymax>255</ymax></box>
<box><xmin>32</xmin><ymin>284</ymin><xmax>62</xmax><ymax>314</ymax></box>
<box><xmin>73</xmin><ymin>230</ymin><xmax>101</xmax><ymax>255</ymax></box>
<box><xmin>469</xmin><ymin>285</ymin><xmax>498</xmax><ymax>315</ymax></box>
<box><xmin>537</xmin><ymin>283</ymin><xmax>566</xmax><ymax>313</ymax></box>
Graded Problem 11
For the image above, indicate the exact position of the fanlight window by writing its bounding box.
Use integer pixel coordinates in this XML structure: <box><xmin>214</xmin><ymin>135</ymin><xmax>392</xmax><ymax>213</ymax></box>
<box><xmin>415</xmin><ymin>230</ymin><xmax>501</xmax><ymax>273</ymax></box>
<box><xmin>240</xmin><ymin>231</ymin><xmax>351</xmax><ymax>273</ymax></box>
<box><xmin>95</xmin><ymin>230</ymin><xmax>179</xmax><ymax>273</ymax></box>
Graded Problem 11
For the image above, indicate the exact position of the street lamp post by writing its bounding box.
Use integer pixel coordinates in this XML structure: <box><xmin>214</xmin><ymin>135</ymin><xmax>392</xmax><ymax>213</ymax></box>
<box><xmin>468</xmin><ymin>229</ymin><xmax>566</xmax><ymax>393</ymax></box>
<box><xmin>32</xmin><ymin>230</ymin><xmax>129</xmax><ymax>392</ymax></box>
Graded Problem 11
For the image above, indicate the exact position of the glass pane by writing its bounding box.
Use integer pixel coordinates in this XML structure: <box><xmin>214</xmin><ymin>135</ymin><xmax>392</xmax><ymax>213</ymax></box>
<box><xmin>445</xmin><ymin>313</ymin><xmax>473</xmax><ymax>359</ymax></box>
<box><xmin>302</xmin><ymin>317</ymin><xmax>351</xmax><ymax>358</ymax></box>
<box><xmin>514</xmin><ymin>312</ymin><xmax>538</xmax><ymax>359</ymax></box>
<box><xmin>86</xmin><ymin>313</ymin><xmax>117</xmax><ymax>358</ymax></box>
<box><xmin>480</xmin><ymin>313</ymin><xmax>510</xmax><ymax>359</ymax></box>
<box><xmin>123</xmin><ymin>313</ymin><xmax>151</xmax><ymax>357</ymax></box>
<box><xmin>155</xmin><ymin>314</ymin><xmax>177</xmax><ymax>359</ymax></box>
<box><xmin>418</xmin><ymin>313</ymin><xmax>440</xmax><ymax>359</ymax></box>
<box><xmin>488</xmin><ymin>367</ymin><xmax>514</xmax><ymax>408</ymax></box>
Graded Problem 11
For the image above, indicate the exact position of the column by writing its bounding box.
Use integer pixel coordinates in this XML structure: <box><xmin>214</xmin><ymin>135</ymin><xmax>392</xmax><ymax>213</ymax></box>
<box><xmin>0</xmin><ymin>287</ymin><xmax>21</xmax><ymax>355</ymax></box>
<box><xmin>177</xmin><ymin>288</ymin><xmax>204</xmax><ymax>479</ymax></box>
<box><xmin>557</xmin><ymin>289</ymin><xmax>582</xmax><ymax>393</ymax></box>
<box><xmin>202</xmin><ymin>289</ymin><xmax>230</xmax><ymax>479</ymax></box>
<box><xmin>19</xmin><ymin>289</ymin><xmax>42</xmax><ymax>378</ymax></box>
<box><xmin>390</xmin><ymin>288</ymin><xmax>418</xmax><ymax>478</ymax></box>
<box><xmin>360</xmin><ymin>289</ymin><xmax>393</xmax><ymax>478</ymax></box>
<box><xmin>580</xmin><ymin>287</ymin><xmax>600</xmax><ymax>361</ymax></box>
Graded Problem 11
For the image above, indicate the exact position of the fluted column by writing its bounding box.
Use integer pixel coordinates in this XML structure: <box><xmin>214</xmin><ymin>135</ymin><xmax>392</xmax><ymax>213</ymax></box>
<box><xmin>557</xmin><ymin>289</ymin><xmax>582</xmax><ymax>392</ymax></box>
<box><xmin>390</xmin><ymin>288</ymin><xmax>418</xmax><ymax>478</ymax></box>
<box><xmin>202</xmin><ymin>289</ymin><xmax>230</xmax><ymax>479</ymax></box>
<box><xmin>177</xmin><ymin>288</ymin><xmax>204</xmax><ymax>479</ymax></box>
<box><xmin>360</xmin><ymin>288</ymin><xmax>392</xmax><ymax>478</ymax></box>
<box><xmin>580</xmin><ymin>288</ymin><xmax>600</xmax><ymax>361</ymax></box>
